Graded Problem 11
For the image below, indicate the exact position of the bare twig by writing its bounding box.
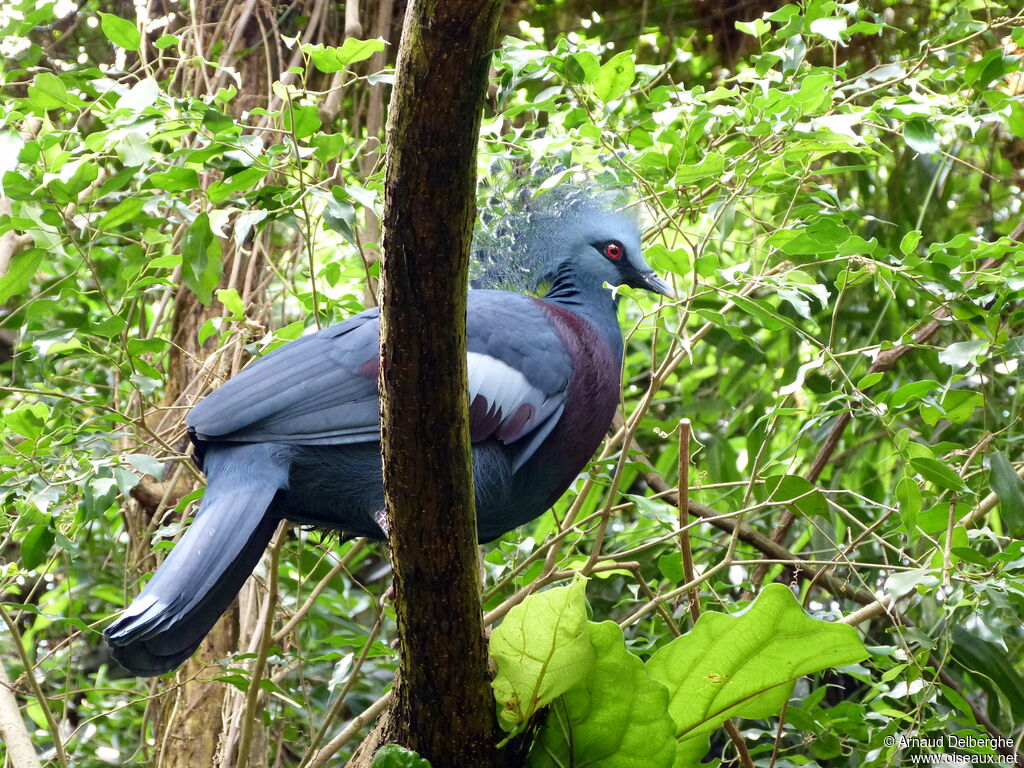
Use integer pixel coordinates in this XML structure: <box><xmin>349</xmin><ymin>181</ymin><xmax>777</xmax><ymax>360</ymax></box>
<box><xmin>676</xmin><ymin>419</ymin><xmax>700</xmax><ymax>625</ymax></box>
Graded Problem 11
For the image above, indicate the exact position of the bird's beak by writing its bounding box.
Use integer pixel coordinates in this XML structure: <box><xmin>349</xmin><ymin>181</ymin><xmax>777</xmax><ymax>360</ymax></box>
<box><xmin>638</xmin><ymin>271</ymin><xmax>674</xmax><ymax>299</ymax></box>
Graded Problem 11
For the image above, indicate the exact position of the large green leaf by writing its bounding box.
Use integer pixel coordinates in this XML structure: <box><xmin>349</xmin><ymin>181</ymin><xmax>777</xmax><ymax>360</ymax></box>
<box><xmin>490</xmin><ymin>577</ymin><xmax>595</xmax><ymax>735</ymax></box>
<box><xmin>645</xmin><ymin>584</ymin><xmax>869</xmax><ymax>763</ymax></box>
<box><xmin>27</xmin><ymin>72</ymin><xmax>73</xmax><ymax>110</ymax></box>
<box><xmin>527</xmin><ymin>622</ymin><xmax>677</xmax><ymax>768</ymax></box>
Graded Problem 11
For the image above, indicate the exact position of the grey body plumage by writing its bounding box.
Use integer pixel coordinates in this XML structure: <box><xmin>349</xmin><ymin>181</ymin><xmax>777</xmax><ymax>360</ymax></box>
<box><xmin>104</xmin><ymin>187</ymin><xmax>670</xmax><ymax>676</ymax></box>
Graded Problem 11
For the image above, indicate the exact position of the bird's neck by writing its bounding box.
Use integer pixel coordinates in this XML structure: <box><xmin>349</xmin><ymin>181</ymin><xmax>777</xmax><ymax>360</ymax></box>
<box><xmin>542</xmin><ymin>266</ymin><xmax>623</xmax><ymax>357</ymax></box>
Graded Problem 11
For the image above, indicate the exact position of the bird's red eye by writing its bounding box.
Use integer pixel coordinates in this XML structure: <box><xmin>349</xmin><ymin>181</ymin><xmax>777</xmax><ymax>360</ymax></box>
<box><xmin>605</xmin><ymin>242</ymin><xmax>623</xmax><ymax>260</ymax></box>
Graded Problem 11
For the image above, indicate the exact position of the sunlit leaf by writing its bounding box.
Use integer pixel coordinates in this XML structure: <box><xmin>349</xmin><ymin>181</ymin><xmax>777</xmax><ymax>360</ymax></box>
<box><xmin>646</xmin><ymin>584</ymin><xmax>869</xmax><ymax>761</ymax></box>
<box><xmin>491</xmin><ymin>577</ymin><xmax>595</xmax><ymax>736</ymax></box>
<box><xmin>99</xmin><ymin>12</ymin><xmax>141</xmax><ymax>50</ymax></box>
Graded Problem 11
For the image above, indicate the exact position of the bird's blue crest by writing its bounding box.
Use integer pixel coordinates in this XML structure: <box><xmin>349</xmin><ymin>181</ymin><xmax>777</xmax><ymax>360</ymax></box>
<box><xmin>471</xmin><ymin>180</ymin><xmax>640</xmax><ymax>295</ymax></box>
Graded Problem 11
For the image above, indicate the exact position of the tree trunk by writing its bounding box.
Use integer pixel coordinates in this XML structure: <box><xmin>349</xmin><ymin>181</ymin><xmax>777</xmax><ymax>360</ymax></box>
<box><xmin>372</xmin><ymin>0</ymin><xmax>506</xmax><ymax>766</ymax></box>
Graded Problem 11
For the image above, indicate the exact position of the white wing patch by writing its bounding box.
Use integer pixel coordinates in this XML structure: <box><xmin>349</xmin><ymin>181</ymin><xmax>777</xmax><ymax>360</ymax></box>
<box><xmin>467</xmin><ymin>352</ymin><xmax>533</xmax><ymax>408</ymax></box>
<box><xmin>467</xmin><ymin>351</ymin><xmax>566</xmax><ymax>470</ymax></box>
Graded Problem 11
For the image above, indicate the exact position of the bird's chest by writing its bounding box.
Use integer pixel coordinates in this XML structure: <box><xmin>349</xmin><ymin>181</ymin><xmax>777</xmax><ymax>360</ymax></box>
<box><xmin>535</xmin><ymin>303</ymin><xmax>621</xmax><ymax>482</ymax></box>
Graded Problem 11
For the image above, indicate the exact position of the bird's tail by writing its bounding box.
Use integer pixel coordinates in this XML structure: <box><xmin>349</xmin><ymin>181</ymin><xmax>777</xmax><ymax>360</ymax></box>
<box><xmin>104</xmin><ymin>444</ymin><xmax>287</xmax><ymax>676</ymax></box>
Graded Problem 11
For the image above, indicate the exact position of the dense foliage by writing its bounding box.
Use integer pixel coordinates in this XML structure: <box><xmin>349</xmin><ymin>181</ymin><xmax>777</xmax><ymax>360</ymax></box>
<box><xmin>1</xmin><ymin>0</ymin><xmax>1023</xmax><ymax>765</ymax></box>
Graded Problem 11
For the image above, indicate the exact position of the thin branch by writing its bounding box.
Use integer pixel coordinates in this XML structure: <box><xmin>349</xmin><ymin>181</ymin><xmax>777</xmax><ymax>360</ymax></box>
<box><xmin>0</xmin><ymin>661</ymin><xmax>42</xmax><ymax>768</ymax></box>
<box><xmin>0</xmin><ymin>605</ymin><xmax>70</xmax><ymax>768</ymax></box>
<box><xmin>235</xmin><ymin>524</ymin><xmax>287</xmax><ymax>768</ymax></box>
<box><xmin>306</xmin><ymin>693</ymin><xmax>392</xmax><ymax>768</ymax></box>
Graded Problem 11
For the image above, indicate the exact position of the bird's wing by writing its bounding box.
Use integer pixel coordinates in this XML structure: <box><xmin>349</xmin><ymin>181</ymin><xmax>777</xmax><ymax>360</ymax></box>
<box><xmin>187</xmin><ymin>293</ymin><xmax>572</xmax><ymax>468</ymax></box>
<box><xmin>187</xmin><ymin>308</ymin><xmax>383</xmax><ymax>444</ymax></box>
<box><xmin>464</xmin><ymin>292</ymin><xmax>571</xmax><ymax>469</ymax></box>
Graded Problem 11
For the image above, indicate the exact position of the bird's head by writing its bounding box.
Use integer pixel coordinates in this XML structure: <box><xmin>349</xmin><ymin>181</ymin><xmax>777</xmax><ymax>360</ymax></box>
<box><xmin>472</xmin><ymin>183</ymin><xmax>672</xmax><ymax>299</ymax></box>
<box><xmin>553</xmin><ymin>202</ymin><xmax>672</xmax><ymax>298</ymax></box>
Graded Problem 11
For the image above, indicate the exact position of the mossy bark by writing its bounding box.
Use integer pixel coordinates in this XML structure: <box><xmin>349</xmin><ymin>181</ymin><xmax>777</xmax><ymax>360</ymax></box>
<box><xmin>373</xmin><ymin>0</ymin><xmax>508</xmax><ymax>765</ymax></box>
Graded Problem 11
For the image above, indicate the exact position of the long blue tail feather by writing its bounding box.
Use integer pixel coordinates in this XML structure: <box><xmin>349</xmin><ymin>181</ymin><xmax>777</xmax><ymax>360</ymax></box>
<box><xmin>104</xmin><ymin>445</ymin><xmax>287</xmax><ymax>676</ymax></box>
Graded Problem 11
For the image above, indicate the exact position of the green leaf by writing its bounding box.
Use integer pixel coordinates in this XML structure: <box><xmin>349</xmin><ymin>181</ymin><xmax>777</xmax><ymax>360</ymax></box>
<box><xmin>118</xmin><ymin>78</ymin><xmax>160</xmax><ymax>112</ymax></box>
<box><xmin>91</xmin><ymin>316</ymin><xmax>127</xmax><ymax>338</ymax></box>
<box><xmin>22</xmin><ymin>525</ymin><xmax>56</xmax><ymax>571</ymax></box>
<box><xmin>884</xmin><ymin>568</ymin><xmax>939</xmax><ymax>601</ymax></box>
<box><xmin>5</xmin><ymin>403</ymin><xmax>49</xmax><ymax>439</ymax></box>
<box><xmin>989</xmin><ymin>452</ymin><xmax>1024</xmax><ymax>534</ymax></box>
<box><xmin>98</xmin><ymin>197</ymin><xmax>145</xmax><ymax>229</ymax></box>
<box><xmin>49</xmin><ymin>160</ymin><xmax>99</xmax><ymax>204</ymax></box>
<box><xmin>197</xmin><ymin>317</ymin><xmax>223</xmax><ymax>346</ymax></box>
<box><xmin>964</xmin><ymin>49</ymin><xmax>1011</xmax><ymax>89</ymax></box>
<box><xmin>527</xmin><ymin>621</ymin><xmax>677</xmax><ymax>768</ymax></box>
<box><xmin>1008</xmin><ymin>100</ymin><xmax>1024</xmax><ymax>139</ymax></box>
<box><xmin>773</xmin><ymin>219</ymin><xmax>853</xmax><ymax>256</ymax></box>
<box><xmin>920</xmin><ymin>390</ymin><xmax>983</xmax><ymax>426</ymax></box>
<box><xmin>150</xmin><ymin>167</ymin><xmax>200</xmax><ymax>192</ymax></box>
<box><xmin>809</xmin><ymin>17</ymin><xmax>847</xmax><ymax>42</ymax></box>
<box><xmin>207</xmin><ymin>167</ymin><xmax>266</xmax><ymax>203</ymax></box>
<box><xmin>370</xmin><ymin>744</ymin><xmax>431</xmax><ymax>768</ymax></box>
<box><xmin>646</xmin><ymin>243</ymin><xmax>690</xmax><ymax>277</ymax></box>
<box><xmin>114</xmin><ymin>467</ymin><xmax>141</xmax><ymax>496</ymax></box>
<box><xmin>565</xmin><ymin>51</ymin><xmax>600</xmax><ymax>84</ymax></box>
<box><xmin>896</xmin><ymin>475</ymin><xmax>921</xmax><ymax>533</ymax></box>
<box><xmin>730</xmin><ymin>295</ymin><xmax>785</xmax><ymax>331</ymax></box>
<box><xmin>928</xmin><ymin>526</ymin><xmax>970</xmax><ymax>568</ymax></box>
<box><xmin>594</xmin><ymin>51</ymin><xmax>635</xmax><ymax>102</ymax></box>
<box><xmin>735</xmin><ymin>18</ymin><xmax>770</xmax><ymax>38</ymax></box>
<box><xmin>216</xmin><ymin>288</ymin><xmax>245</xmax><ymax>318</ymax></box>
<box><xmin>899</xmin><ymin>230</ymin><xmax>922</xmax><ymax>255</ymax></box>
<box><xmin>99</xmin><ymin>12</ymin><xmax>141</xmax><ymax>51</ymax></box>
<box><xmin>302</xmin><ymin>38</ymin><xmax>387</xmax><ymax>73</ymax></box>
<box><xmin>675</xmin><ymin>153</ymin><xmax>726</xmax><ymax>184</ymax></box>
<box><xmin>124</xmin><ymin>453</ymin><xmax>165</xmax><ymax>480</ymax></box>
<box><xmin>904</xmin><ymin>120</ymin><xmax>940</xmax><ymax>155</ymax></box>
<box><xmin>0</xmin><ymin>247</ymin><xmax>43</xmax><ymax>303</ymax></box>
<box><xmin>766</xmin><ymin>475</ymin><xmax>829</xmax><ymax>518</ymax></box>
<box><xmin>645</xmin><ymin>584</ymin><xmax>869</xmax><ymax>759</ymax></box>
<box><xmin>181</xmin><ymin>213</ymin><xmax>223</xmax><ymax>305</ymax></box>
<box><xmin>794</xmin><ymin>72</ymin><xmax>834</xmax><ymax>114</ymax></box>
<box><xmin>323</xmin><ymin>196</ymin><xmax>357</xmax><ymax>244</ymax></box>
<box><xmin>938</xmin><ymin>340</ymin><xmax>988</xmax><ymax>369</ymax></box>
<box><xmin>887</xmin><ymin>380</ymin><xmax>938</xmax><ymax>408</ymax></box>
<box><xmin>909</xmin><ymin>457</ymin><xmax>970</xmax><ymax>494</ymax></box>
<box><xmin>27</xmin><ymin>72</ymin><xmax>70</xmax><ymax>110</ymax></box>
<box><xmin>490</xmin><ymin>577</ymin><xmax>595</xmax><ymax>736</ymax></box>
<box><xmin>284</xmin><ymin>105</ymin><xmax>321</xmax><ymax>140</ymax></box>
